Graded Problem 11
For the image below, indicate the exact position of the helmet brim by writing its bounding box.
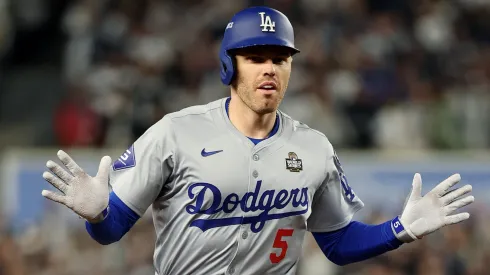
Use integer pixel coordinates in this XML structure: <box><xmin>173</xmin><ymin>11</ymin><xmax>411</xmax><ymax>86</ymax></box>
<box><xmin>224</xmin><ymin>36</ymin><xmax>300</xmax><ymax>55</ymax></box>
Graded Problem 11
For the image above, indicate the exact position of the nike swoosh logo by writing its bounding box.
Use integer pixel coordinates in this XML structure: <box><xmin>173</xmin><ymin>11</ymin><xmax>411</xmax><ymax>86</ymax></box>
<box><xmin>201</xmin><ymin>149</ymin><xmax>223</xmax><ymax>157</ymax></box>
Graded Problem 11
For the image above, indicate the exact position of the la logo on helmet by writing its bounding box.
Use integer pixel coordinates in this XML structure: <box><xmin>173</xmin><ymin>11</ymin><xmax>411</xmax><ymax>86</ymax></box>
<box><xmin>259</xmin><ymin>12</ymin><xmax>275</xmax><ymax>32</ymax></box>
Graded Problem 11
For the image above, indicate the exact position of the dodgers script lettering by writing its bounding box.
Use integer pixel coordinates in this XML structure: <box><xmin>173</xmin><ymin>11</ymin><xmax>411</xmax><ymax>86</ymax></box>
<box><xmin>186</xmin><ymin>181</ymin><xmax>309</xmax><ymax>233</ymax></box>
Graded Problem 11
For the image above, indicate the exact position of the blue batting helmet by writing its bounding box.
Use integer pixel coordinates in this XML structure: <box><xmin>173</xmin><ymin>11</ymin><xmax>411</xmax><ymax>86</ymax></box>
<box><xmin>219</xmin><ymin>6</ymin><xmax>300</xmax><ymax>85</ymax></box>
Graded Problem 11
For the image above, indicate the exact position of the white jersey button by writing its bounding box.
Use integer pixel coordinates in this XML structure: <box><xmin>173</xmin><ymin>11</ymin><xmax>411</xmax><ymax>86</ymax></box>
<box><xmin>242</xmin><ymin>231</ymin><xmax>248</xmax><ymax>239</ymax></box>
<box><xmin>253</xmin><ymin>154</ymin><xmax>259</xmax><ymax>161</ymax></box>
<box><xmin>228</xmin><ymin>267</ymin><xmax>235</xmax><ymax>274</ymax></box>
<box><xmin>252</xmin><ymin>170</ymin><xmax>259</xmax><ymax>178</ymax></box>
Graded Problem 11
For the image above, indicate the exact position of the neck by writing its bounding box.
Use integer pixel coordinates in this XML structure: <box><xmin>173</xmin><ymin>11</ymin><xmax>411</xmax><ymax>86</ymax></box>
<box><xmin>228</xmin><ymin>94</ymin><xmax>277</xmax><ymax>139</ymax></box>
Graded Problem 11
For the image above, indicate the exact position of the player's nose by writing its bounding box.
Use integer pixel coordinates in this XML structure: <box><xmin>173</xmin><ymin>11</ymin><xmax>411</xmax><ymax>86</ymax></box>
<box><xmin>262</xmin><ymin>59</ymin><xmax>276</xmax><ymax>77</ymax></box>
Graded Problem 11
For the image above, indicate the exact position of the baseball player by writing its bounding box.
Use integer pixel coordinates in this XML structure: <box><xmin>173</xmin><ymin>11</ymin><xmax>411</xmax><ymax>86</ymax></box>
<box><xmin>41</xmin><ymin>6</ymin><xmax>474</xmax><ymax>275</ymax></box>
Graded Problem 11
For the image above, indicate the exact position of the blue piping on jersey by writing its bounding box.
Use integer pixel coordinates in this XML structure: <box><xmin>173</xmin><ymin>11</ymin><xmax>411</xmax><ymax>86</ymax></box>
<box><xmin>312</xmin><ymin>220</ymin><xmax>403</xmax><ymax>266</ymax></box>
<box><xmin>85</xmin><ymin>191</ymin><xmax>140</xmax><ymax>245</ymax></box>
<box><xmin>225</xmin><ymin>97</ymin><xmax>279</xmax><ymax>144</ymax></box>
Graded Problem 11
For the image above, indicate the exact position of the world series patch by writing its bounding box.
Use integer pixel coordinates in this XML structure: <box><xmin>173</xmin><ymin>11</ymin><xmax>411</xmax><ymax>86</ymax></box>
<box><xmin>285</xmin><ymin>152</ymin><xmax>302</xmax><ymax>172</ymax></box>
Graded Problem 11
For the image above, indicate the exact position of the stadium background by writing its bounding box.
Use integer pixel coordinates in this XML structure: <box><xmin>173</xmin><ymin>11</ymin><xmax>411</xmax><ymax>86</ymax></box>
<box><xmin>0</xmin><ymin>0</ymin><xmax>490</xmax><ymax>274</ymax></box>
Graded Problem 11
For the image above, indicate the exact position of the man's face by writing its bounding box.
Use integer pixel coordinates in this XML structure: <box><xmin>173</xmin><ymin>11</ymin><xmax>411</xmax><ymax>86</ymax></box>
<box><xmin>232</xmin><ymin>46</ymin><xmax>293</xmax><ymax>115</ymax></box>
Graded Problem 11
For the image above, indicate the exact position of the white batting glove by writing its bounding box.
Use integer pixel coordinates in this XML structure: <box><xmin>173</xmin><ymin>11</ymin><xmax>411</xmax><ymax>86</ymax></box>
<box><xmin>391</xmin><ymin>173</ymin><xmax>474</xmax><ymax>243</ymax></box>
<box><xmin>41</xmin><ymin>150</ymin><xmax>112</xmax><ymax>223</ymax></box>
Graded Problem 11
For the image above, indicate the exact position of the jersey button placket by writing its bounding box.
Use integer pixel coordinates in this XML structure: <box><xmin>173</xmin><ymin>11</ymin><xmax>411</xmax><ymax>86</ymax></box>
<box><xmin>250</xmin><ymin>153</ymin><xmax>259</xmax><ymax>240</ymax></box>
<box><xmin>235</xmin><ymin>152</ymin><xmax>257</xmax><ymax>273</ymax></box>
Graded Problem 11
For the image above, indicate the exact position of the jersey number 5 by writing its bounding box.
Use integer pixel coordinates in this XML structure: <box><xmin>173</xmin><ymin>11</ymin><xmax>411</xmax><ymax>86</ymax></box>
<box><xmin>270</xmin><ymin>229</ymin><xmax>294</xmax><ymax>264</ymax></box>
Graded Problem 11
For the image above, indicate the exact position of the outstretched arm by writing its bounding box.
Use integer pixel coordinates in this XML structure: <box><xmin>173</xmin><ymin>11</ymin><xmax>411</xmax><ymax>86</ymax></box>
<box><xmin>313</xmin><ymin>173</ymin><xmax>474</xmax><ymax>266</ymax></box>
<box><xmin>42</xmin><ymin>116</ymin><xmax>176</xmax><ymax>245</ymax></box>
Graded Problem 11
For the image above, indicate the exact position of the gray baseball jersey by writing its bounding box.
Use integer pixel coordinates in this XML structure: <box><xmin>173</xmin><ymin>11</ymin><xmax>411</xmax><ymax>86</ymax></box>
<box><xmin>110</xmin><ymin>97</ymin><xmax>364</xmax><ymax>275</ymax></box>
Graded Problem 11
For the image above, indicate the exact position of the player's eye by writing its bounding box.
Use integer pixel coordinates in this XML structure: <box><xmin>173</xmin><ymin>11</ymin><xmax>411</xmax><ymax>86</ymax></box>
<box><xmin>247</xmin><ymin>56</ymin><xmax>264</xmax><ymax>63</ymax></box>
<box><xmin>273</xmin><ymin>57</ymin><xmax>288</xmax><ymax>65</ymax></box>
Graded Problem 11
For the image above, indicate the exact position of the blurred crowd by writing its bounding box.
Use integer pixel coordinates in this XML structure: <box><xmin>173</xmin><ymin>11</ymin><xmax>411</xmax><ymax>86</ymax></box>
<box><xmin>1</xmin><ymin>202</ymin><xmax>489</xmax><ymax>275</ymax></box>
<box><xmin>1</xmin><ymin>211</ymin><xmax>157</xmax><ymax>275</ymax></box>
<box><xmin>1</xmin><ymin>0</ymin><xmax>488</xmax><ymax>150</ymax></box>
<box><xmin>1</xmin><ymin>0</ymin><xmax>490</xmax><ymax>274</ymax></box>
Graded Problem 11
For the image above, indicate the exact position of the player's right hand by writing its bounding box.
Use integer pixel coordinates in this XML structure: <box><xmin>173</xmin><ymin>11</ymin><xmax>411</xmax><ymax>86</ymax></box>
<box><xmin>41</xmin><ymin>150</ymin><xmax>112</xmax><ymax>223</ymax></box>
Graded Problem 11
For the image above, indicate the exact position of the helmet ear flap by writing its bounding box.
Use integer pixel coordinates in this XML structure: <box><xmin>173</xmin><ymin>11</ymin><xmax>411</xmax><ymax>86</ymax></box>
<box><xmin>220</xmin><ymin>50</ymin><xmax>235</xmax><ymax>85</ymax></box>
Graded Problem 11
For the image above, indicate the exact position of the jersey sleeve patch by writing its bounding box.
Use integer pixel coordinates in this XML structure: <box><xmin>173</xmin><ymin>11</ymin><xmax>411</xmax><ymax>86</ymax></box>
<box><xmin>113</xmin><ymin>145</ymin><xmax>136</xmax><ymax>171</ymax></box>
<box><xmin>333</xmin><ymin>151</ymin><xmax>356</xmax><ymax>202</ymax></box>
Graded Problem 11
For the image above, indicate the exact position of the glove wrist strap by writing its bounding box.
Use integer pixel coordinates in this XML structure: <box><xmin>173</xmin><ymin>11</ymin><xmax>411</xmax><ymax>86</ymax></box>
<box><xmin>391</xmin><ymin>216</ymin><xmax>417</xmax><ymax>243</ymax></box>
<box><xmin>80</xmin><ymin>206</ymin><xmax>110</xmax><ymax>224</ymax></box>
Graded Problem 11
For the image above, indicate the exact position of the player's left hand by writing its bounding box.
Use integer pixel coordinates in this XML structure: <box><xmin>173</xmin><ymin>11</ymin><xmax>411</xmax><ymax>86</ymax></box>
<box><xmin>395</xmin><ymin>173</ymin><xmax>474</xmax><ymax>243</ymax></box>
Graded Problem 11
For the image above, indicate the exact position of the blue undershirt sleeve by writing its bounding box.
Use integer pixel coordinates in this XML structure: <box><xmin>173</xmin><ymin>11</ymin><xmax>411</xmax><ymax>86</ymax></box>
<box><xmin>85</xmin><ymin>191</ymin><xmax>140</xmax><ymax>245</ymax></box>
<box><xmin>312</xmin><ymin>219</ymin><xmax>403</xmax><ymax>266</ymax></box>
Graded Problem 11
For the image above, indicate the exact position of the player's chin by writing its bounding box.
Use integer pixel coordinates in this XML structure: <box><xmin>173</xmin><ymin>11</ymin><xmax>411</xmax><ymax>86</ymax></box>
<box><xmin>254</xmin><ymin>101</ymin><xmax>280</xmax><ymax>114</ymax></box>
<box><xmin>254</xmin><ymin>107</ymin><xmax>276</xmax><ymax>115</ymax></box>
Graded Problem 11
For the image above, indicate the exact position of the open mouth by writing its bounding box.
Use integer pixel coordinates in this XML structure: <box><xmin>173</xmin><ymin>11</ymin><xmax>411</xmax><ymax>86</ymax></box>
<box><xmin>257</xmin><ymin>81</ymin><xmax>278</xmax><ymax>94</ymax></box>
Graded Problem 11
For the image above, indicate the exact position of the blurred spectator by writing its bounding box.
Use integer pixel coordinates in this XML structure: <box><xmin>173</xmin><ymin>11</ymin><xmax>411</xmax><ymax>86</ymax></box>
<box><xmin>53</xmin><ymin>83</ymin><xmax>103</xmax><ymax>147</ymax></box>
<box><xmin>0</xmin><ymin>232</ymin><xmax>24</xmax><ymax>275</ymax></box>
<box><xmin>0</xmin><ymin>0</ymin><xmax>14</xmax><ymax>62</ymax></box>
